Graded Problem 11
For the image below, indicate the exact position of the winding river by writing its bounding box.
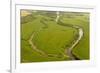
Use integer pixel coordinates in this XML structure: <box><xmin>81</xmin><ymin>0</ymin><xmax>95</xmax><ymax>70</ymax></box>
<box><xmin>55</xmin><ymin>12</ymin><xmax>84</xmax><ymax>60</ymax></box>
<box><xmin>66</xmin><ymin>26</ymin><xmax>84</xmax><ymax>60</ymax></box>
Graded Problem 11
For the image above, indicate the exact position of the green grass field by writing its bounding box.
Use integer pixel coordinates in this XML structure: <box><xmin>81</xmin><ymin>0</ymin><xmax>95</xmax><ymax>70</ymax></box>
<box><xmin>21</xmin><ymin>10</ymin><xmax>90</xmax><ymax>63</ymax></box>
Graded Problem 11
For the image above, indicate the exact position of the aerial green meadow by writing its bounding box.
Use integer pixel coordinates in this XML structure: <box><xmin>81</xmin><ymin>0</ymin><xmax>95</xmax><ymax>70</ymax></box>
<box><xmin>20</xmin><ymin>9</ymin><xmax>90</xmax><ymax>63</ymax></box>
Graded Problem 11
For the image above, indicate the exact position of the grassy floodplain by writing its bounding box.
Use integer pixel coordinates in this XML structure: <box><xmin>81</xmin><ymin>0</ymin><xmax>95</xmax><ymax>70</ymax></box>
<box><xmin>21</xmin><ymin>10</ymin><xmax>90</xmax><ymax>63</ymax></box>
